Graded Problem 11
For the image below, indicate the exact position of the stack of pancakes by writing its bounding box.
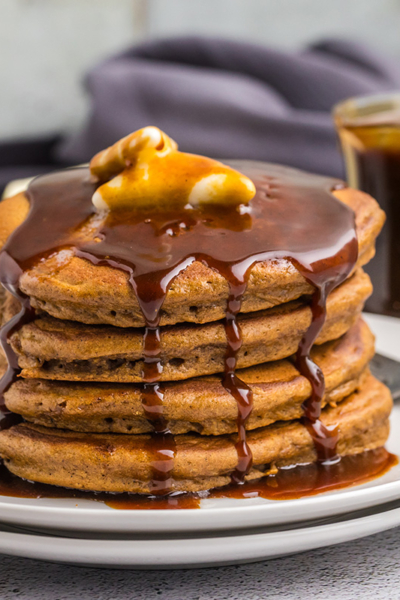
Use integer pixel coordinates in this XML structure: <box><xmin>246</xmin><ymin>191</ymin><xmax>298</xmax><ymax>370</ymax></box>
<box><xmin>0</xmin><ymin>167</ymin><xmax>392</xmax><ymax>494</ymax></box>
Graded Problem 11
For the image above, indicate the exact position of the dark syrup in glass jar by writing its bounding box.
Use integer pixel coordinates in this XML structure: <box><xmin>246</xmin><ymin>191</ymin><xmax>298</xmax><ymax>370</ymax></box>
<box><xmin>335</xmin><ymin>94</ymin><xmax>400</xmax><ymax>315</ymax></box>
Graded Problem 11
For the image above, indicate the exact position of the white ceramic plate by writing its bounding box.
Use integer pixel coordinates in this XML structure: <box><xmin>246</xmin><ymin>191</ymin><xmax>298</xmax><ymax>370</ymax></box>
<box><xmin>1</xmin><ymin>498</ymin><xmax>400</xmax><ymax>568</ymax></box>
<box><xmin>0</xmin><ymin>313</ymin><xmax>398</xmax><ymax>536</ymax></box>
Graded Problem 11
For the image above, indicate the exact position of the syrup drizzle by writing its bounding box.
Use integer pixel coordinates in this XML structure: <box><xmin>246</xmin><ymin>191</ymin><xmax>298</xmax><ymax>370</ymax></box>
<box><xmin>73</xmin><ymin>252</ymin><xmax>195</xmax><ymax>494</ymax></box>
<box><xmin>0</xmin><ymin>254</ymin><xmax>31</xmax><ymax>430</ymax></box>
<box><xmin>295</xmin><ymin>283</ymin><xmax>339</xmax><ymax>462</ymax></box>
<box><xmin>0</xmin><ymin>162</ymin><xmax>358</xmax><ymax>492</ymax></box>
<box><xmin>222</xmin><ymin>277</ymin><xmax>254</xmax><ymax>482</ymax></box>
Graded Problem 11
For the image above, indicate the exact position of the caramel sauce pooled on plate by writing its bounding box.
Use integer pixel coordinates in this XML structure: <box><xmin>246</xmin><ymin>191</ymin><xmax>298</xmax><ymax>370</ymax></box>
<box><xmin>0</xmin><ymin>448</ymin><xmax>395</xmax><ymax>510</ymax></box>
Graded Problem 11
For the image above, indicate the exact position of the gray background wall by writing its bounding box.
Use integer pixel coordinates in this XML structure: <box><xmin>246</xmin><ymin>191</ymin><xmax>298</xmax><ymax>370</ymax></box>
<box><xmin>2</xmin><ymin>0</ymin><xmax>400</xmax><ymax>141</ymax></box>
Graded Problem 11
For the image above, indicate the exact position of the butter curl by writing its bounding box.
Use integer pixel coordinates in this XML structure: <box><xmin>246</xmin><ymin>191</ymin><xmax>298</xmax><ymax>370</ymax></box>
<box><xmin>90</xmin><ymin>127</ymin><xmax>256</xmax><ymax>212</ymax></box>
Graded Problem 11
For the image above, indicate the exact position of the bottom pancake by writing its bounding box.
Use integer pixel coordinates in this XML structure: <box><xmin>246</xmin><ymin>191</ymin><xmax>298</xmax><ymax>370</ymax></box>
<box><xmin>0</xmin><ymin>374</ymin><xmax>392</xmax><ymax>494</ymax></box>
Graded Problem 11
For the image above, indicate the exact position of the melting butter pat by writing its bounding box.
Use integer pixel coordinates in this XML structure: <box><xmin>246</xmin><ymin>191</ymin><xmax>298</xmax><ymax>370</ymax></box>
<box><xmin>90</xmin><ymin>127</ymin><xmax>256</xmax><ymax>212</ymax></box>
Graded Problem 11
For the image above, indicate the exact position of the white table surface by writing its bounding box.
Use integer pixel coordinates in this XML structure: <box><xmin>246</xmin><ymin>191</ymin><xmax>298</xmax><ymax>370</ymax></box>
<box><xmin>0</xmin><ymin>526</ymin><xmax>399</xmax><ymax>599</ymax></box>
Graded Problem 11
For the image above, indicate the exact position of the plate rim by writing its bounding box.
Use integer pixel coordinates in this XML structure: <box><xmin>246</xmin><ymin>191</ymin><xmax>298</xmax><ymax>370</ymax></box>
<box><xmin>1</xmin><ymin>498</ymin><xmax>400</xmax><ymax>568</ymax></box>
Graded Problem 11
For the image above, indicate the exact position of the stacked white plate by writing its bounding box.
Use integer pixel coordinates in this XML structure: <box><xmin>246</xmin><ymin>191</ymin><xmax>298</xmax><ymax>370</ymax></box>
<box><xmin>0</xmin><ymin>313</ymin><xmax>399</xmax><ymax>569</ymax></box>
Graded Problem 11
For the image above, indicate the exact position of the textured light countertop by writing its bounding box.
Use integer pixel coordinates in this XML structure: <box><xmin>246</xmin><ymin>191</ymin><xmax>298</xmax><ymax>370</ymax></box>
<box><xmin>0</xmin><ymin>527</ymin><xmax>399</xmax><ymax>599</ymax></box>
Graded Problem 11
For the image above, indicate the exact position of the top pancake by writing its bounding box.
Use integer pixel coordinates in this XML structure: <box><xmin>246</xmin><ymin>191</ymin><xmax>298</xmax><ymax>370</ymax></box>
<box><xmin>0</xmin><ymin>161</ymin><xmax>384</xmax><ymax>328</ymax></box>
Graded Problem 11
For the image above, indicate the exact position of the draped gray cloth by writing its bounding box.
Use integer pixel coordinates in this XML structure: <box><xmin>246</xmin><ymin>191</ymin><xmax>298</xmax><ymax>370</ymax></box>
<box><xmin>57</xmin><ymin>37</ymin><xmax>400</xmax><ymax>177</ymax></box>
<box><xmin>1</xmin><ymin>36</ymin><xmax>400</xmax><ymax>195</ymax></box>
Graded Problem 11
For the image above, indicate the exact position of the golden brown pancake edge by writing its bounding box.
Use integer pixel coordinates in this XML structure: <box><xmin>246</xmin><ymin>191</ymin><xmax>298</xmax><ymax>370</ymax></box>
<box><xmin>0</xmin><ymin>375</ymin><xmax>391</xmax><ymax>493</ymax></box>
<box><xmin>4</xmin><ymin>318</ymin><xmax>374</xmax><ymax>435</ymax></box>
<box><xmin>6</xmin><ymin>269</ymin><xmax>372</xmax><ymax>382</ymax></box>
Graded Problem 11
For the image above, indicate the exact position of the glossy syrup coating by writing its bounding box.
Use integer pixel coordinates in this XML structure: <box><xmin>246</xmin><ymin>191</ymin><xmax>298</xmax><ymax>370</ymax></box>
<box><xmin>0</xmin><ymin>151</ymin><xmax>358</xmax><ymax>493</ymax></box>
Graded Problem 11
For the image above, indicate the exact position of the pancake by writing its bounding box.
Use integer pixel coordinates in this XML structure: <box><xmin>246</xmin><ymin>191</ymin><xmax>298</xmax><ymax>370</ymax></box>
<box><xmin>0</xmin><ymin>286</ymin><xmax>6</xmax><ymax>377</ymax></box>
<box><xmin>0</xmin><ymin>351</ymin><xmax>6</xmax><ymax>379</ymax></box>
<box><xmin>5</xmin><ymin>319</ymin><xmax>374</xmax><ymax>435</ymax></box>
<box><xmin>0</xmin><ymin>164</ymin><xmax>384</xmax><ymax>329</ymax></box>
<box><xmin>5</xmin><ymin>269</ymin><xmax>371</xmax><ymax>382</ymax></box>
<box><xmin>0</xmin><ymin>375</ymin><xmax>391</xmax><ymax>493</ymax></box>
